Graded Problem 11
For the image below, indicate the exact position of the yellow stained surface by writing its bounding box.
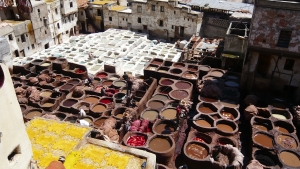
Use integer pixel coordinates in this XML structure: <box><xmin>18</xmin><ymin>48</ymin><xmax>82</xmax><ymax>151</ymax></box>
<box><xmin>90</xmin><ymin>0</ymin><xmax>115</xmax><ymax>5</ymax></box>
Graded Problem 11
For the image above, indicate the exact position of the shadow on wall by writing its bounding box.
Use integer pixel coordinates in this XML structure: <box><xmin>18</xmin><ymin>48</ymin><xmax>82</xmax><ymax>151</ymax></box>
<box><xmin>0</xmin><ymin>66</ymin><xmax>4</xmax><ymax>88</ymax></box>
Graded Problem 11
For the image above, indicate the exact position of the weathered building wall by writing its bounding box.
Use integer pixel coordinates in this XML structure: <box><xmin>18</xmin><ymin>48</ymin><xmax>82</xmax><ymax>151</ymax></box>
<box><xmin>60</xmin><ymin>0</ymin><xmax>78</xmax><ymax>15</ymax></box>
<box><xmin>249</xmin><ymin>7</ymin><xmax>300</xmax><ymax>53</ymax></box>
<box><xmin>0</xmin><ymin>24</ymin><xmax>19</xmax><ymax>57</ymax></box>
<box><xmin>200</xmin><ymin>14</ymin><xmax>230</xmax><ymax>38</ymax></box>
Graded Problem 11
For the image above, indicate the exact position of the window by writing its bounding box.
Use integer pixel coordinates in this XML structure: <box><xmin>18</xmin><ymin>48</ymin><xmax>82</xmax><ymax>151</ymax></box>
<box><xmin>174</xmin><ymin>11</ymin><xmax>176</xmax><ymax>14</ymax></box>
<box><xmin>70</xmin><ymin>2</ymin><xmax>73</xmax><ymax>8</ymax></box>
<box><xmin>21</xmin><ymin>34</ymin><xmax>26</xmax><ymax>42</ymax></box>
<box><xmin>81</xmin><ymin>11</ymin><xmax>83</xmax><ymax>15</ymax></box>
<box><xmin>55</xmin><ymin>8</ymin><xmax>58</xmax><ymax>14</ymax></box>
<box><xmin>8</xmin><ymin>34</ymin><xmax>13</xmax><ymax>40</ymax></box>
<box><xmin>32</xmin><ymin>44</ymin><xmax>35</xmax><ymax>49</ymax></box>
<box><xmin>45</xmin><ymin>43</ymin><xmax>49</xmax><ymax>49</ymax></box>
<box><xmin>61</xmin><ymin>4</ymin><xmax>63</xmax><ymax>8</ymax></box>
<box><xmin>109</xmin><ymin>17</ymin><xmax>112</xmax><ymax>21</ymax></box>
<box><xmin>15</xmin><ymin>50</ymin><xmax>19</xmax><ymax>57</ymax></box>
<box><xmin>37</xmin><ymin>9</ymin><xmax>40</xmax><ymax>13</ymax></box>
<box><xmin>43</xmin><ymin>17</ymin><xmax>47</xmax><ymax>27</ymax></box>
<box><xmin>152</xmin><ymin>5</ymin><xmax>155</xmax><ymax>11</ymax></box>
<box><xmin>171</xmin><ymin>25</ymin><xmax>174</xmax><ymax>29</ymax></box>
<box><xmin>277</xmin><ymin>30</ymin><xmax>292</xmax><ymax>48</ymax></box>
<box><xmin>284</xmin><ymin>59</ymin><xmax>295</xmax><ymax>71</ymax></box>
<box><xmin>17</xmin><ymin>38</ymin><xmax>20</xmax><ymax>42</ymax></box>
<box><xmin>160</xmin><ymin>6</ymin><xmax>164</xmax><ymax>12</ymax></box>
<box><xmin>138</xmin><ymin>30</ymin><xmax>142</xmax><ymax>33</ymax></box>
<box><xmin>138</xmin><ymin>17</ymin><xmax>141</xmax><ymax>23</ymax></box>
<box><xmin>57</xmin><ymin>23</ymin><xmax>60</xmax><ymax>29</ymax></box>
<box><xmin>66</xmin><ymin>31</ymin><xmax>69</xmax><ymax>34</ymax></box>
<box><xmin>123</xmin><ymin>18</ymin><xmax>124</xmax><ymax>21</ymax></box>
<box><xmin>45</xmin><ymin>30</ymin><xmax>47</xmax><ymax>34</ymax></box>
<box><xmin>28</xmin><ymin>46</ymin><xmax>30</xmax><ymax>50</ymax></box>
<box><xmin>159</xmin><ymin>20</ymin><xmax>163</xmax><ymax>27</ymax></box>
<box><xmin>119</xmin><ymin>26</ymin><xmax>123</xmax><ymax>29</ymax></box>
<box><xmin>97</xmin><ymin>9</ymin><xmax>101</xmax><ymax>16</ymax></box>
<box><xmin>137</xmin><ymin>6</ymin><xmax>142</xmax><ymax>13</ymax></box>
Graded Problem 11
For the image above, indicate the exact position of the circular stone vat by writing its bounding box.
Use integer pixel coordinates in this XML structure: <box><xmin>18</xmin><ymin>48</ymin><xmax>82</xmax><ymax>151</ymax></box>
<box><xmin>158</xmin><ymin>67</ymin><xmax>169</xmax><ymax>73</ymax></box>
<box><xmin>203</xmin><ymin>76</ymin><xmax>219</xmax><ymax>83</ymax></box>
<box><xmin>217</xmin><ymin>137</ymin><xmax>236</xmax><ymax>147</ymax></box>
<box><xmin>61</xmin><ymin>84</ymin><xmax>74</xmax><ymax>91</ymax></box>
<box><xmin>175</xmin><ymin>81</ymin><xmax>191</xmax><ymax>90</ymax></box>
<box><xmin>153</xmin><ymin>120</ymin><xmax>177</xmax><ymax>135</ymax></box>
<box><xmin>185</xmin><ymin>141</ymin><xmax>209</xmax><ymax>160</ymax></box>
<box><xmin>109</xmin><ymin>74</ymin><xmax>120</xmax><ymax>81</ymax></box>
<box><xmin>53</xmin><ymin>113</ymin><xmax>66</xmax><ymax>121</ymax></box>
<box><xmin>220</xmin><ymin>107</ymin><xmax>239</xmax><ymax>121</ymax></box>
<box><xmin>148</xmin><ymin>135</ymin><xmax>174</xmax><ymax>153</ymax></box>
<box><xmin>41</xmin><ymin>99</ymin><xmax>56</xmax><ymax>108</ymax></box>
<box><xmin>152</xmin><ymin>94</ymin><xmax>169</xmax><ymax>101</ymax></box>
<box><xmin>62</xmin><ymin>99</ymin><xmax>78</xmax><ymax>107</ymax></box>
<box><xmin>114</xmin><ymin>92</ymin><xmax>126</xmax><ymax>100</ymax></box>
<box><xmin>274</xmin><ymin>121</ymin><xmax>295</xmax><ymax>134</ymax></box>
<box><xmin>99</xmin><ymin>97</ymin><xmax>113</xmax><ymax>104</ymax></box>
<box><xmin>257</xmin><ymin>109</ymin><xmax>271</xmax><ymax>119</ymax></box>
<box><xmin>94</xmin><ymin>117</ymin><xmax>108</xmax><ymax>128</ymax></box>
<box><xmin>252</xmin><ymin>117</ymin><xmax>273</xmax><ymax>132</ymax></box>
<box><xmin>169</xmin><ymin>90</ymin><xmax>189</xmax><ymax>100</ymax></box>
<box><xmin>183</xmin><ymin>71</ymin><xmax>197</xmax><ymax>79</ymax></box>
<box><xmin>210</xmin><ymin>70</ymin><xmax>224</xmax><ymax>78</ymax></box>
<box><xmin>192</xmin><ymin>133</ymin><xmax>212</xmax><ymax>144</ymax></box>
<box><xmin>193</xmin><ymin>114</ymin><xmax>214</xmax><ymax>130</ymax></box>
<box><xmin>254</xmin><ymin>150</ymin><xmax>278</xmax><ymax>167</ymax></box>
<box><xmin>272</xmin><ymin>109</ymin><xmax>291</xmax><ymax>120</ymax></box>
<box><xmin>199</xmin><ymin>66</ymin><xmax>210</xmax><ymax>72</ymax></box>
<box><xmin>188</xmin><ymin>65</ymin><xmax>198</xmax><ymax>71</ymax></box>
<box><xmin>83</xmin><ymin>96</ymin><xmax>100</xmax><ymax>104</ymax></box>
<box><xmin>113</xmin><ymin>107</ymin><xmax>126</xmax><ymax>119</ymax></box>
<box><xmin>199</xmin><ymin>96</ymin><xmax>218</xmax><ymax>103</ymax></box>
<box><xmin>40</xmin><ymin>90</ymin><xmax>52</xmax><ymax>98</ymax></box>
<box><xmin>160</xmin><ymin>79</ymin><xmax>174</xmax><ymax>86</ymax></box>
<box><xmin>75</xmin><ymin>102</ymin><xmax>90</xmax><ymax>112</ymax></box>
<box><xmin>160</xmin><ymin>108</ymin><xmax>177</xmax><ymax>120</ymax></box>
<box><xmin>170</xmin><ymin>68</ymin><xmax>182</xmax><ymax>74</ymax></box>
<box><xmin>197</xmin><ymin>102</ymin><xmax>218</xmax><ymax>114</ymax></box>
<box><xmin>146</xmin><ymin>64</ymin><xmax>159</xmax><ymax>71</ymax></box>
<box><xmin>25</xmin><ymin>109</ymin><xmax>43</xmax><ymax>119</ymax></box>
<box><xmin>40</xmin><ymin>61</ymin><xmax>51</xmax><ymax>67</ymax></box>
<box><xmin>220</xmin><ymin>99</ymin><xmax>238</xmax><ymax>108</ymax></box>
<box><xmin>173</xmin><ymin>63</ymin><xmax>185</xmax><ymax>68</ymax></box>
<box><xmin>67</xmin><ymin>78</ymin><xmax>81</xmax><ymax>85</ymax></box>
<box><xmin>147</xmin><ymin>100</ymin><xmax>165</xmax><ymax>109</ymax></box>
<box><xmin>124</xmin><ymin>132</ymin><xmax>148</xmax><ymax>148</ymax></box>
<box><xmin>158</xmin><ymin>86</ymin><xmax>172</xmax><ymax>94</ymax></box>
<box><xmin>276</xmin><ymin>134</ymin><xmax>298</xmax><ymax>149</ymax></box>
<box><xmin>113</xmin><ymin>80</ymin><xmax>127</xmax><ymax>88</ymax></box>
<box><xmin>141</xmin><ymin>109</ymin><xmax>159</xmax><ymax>121</ymax></box>
<box><xmin>64</xmin><ymin>116</ymin><xmax>78</xmax><ymax>123</ymax></box>
<box><xmin>91</xmin><ymin>103</ymin><xmax>107</xmax><ymax>113</ymax></box>
<box><xmin>96</xmin><ymin>72</ymin><xmax>108</xmax><ymax>78</ymax></box>
<box><xmin>225</xmin><ymin>80</ymin><xmax>239</xmax><ymax>88</ymax></box>
<box><xmin>102</xmin><ymin>80</ymin><xmax>113</xmax><ymax>86</ymax></box>
<box><xmin>151</xmin><ymin>59</ymin><xmax>163</xmax><ymax>65</ymax></box>
<box><xmin>279</xmin><ymin>151</ymin><xmax>300</xmax><ymax>167</ymax></box>
<box><xmin>253</xmin><ymin>132</ymin><xmax>274</xmax><ymax>149</ymax></box>
<box><xmin>31</xmin><ymin>59</ymin><xmax>43</xmax><ymax>65</ymax></box>
<box><xmin>216</xmin><ymin>120</ymin><xmax>238</xmax><ymax>135</ymax></box>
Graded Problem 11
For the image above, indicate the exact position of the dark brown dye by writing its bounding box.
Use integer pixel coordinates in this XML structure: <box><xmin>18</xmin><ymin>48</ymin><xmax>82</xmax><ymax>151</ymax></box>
<box><xmin>152</xmin><ymin>61</ymin><xmax>162</xmax><ymax>65</ymax></box>
<box><xmin>68</xmin><ymin>79</ymin><xmax>79</xmax><ymax>85</ymax></box>
<box><xmin>195</xmin><ymin>119</ymin><xmax>211</xmax><ymax>127</ymax></box>
<box><xmin>173</xmin><ymin>63</ymin><xmax>185</xmax><ymax>68</ymax></box>
<box><xmin>175</xmin><ymin>82</ymin><xmax>191</xmax><ymax>89</ymax></box>
<box><xmin>200</xmin><ymin>96</ymin><xmax>218</xmax><ymax>103</ymax></box>
<box><xmin>198</xmin><ymin>106</ymin><xmax>214</xmax><ymax>114</ymax></box>
<box><xmin>170</xmin><ymin>90</ymin><xmax>189</xmax><ymax>100</ymax></box>
<box><xmin>186</xmin><ymin>143</ymin><xmax>208</xmax><ymax>159</ymax></box>
<box><xmin>63</xmin><ymin>99</ymin><xmax>77</xmax><ymax>107</ymax></box>
<box><xmin>94</xmin><ymin>118</ymin><xmax>106</xmax><ymax>128</ymax></box>
<box><xmin>277</xmin><ymin>135</ymin><xmax>297</xmax><ymax>149</ymax></box>
<box><xmin>253</xmin><ymin>134</ymin><xmax>273</xmax><ymax>148</ymax></box>
<box><xmin>61</xmin><ymin>84</ymin><xmax>73</xmax><ymax>90</ymax></box>
<box><xmin>148</xmin><ymin>101</ymin><xmax>164</xmax><ymax>109</ymax></box>
<box><xmin>161</xmin><ymin>79</ymin><xmax>174</xmax><ymax>86</ymax></box>
<box><xmin>154</xmin><ymin>123</ymin><xmax>175</xmax><ymax>134</ymax></box>
<box><xmin>149</xmin><ymin>138</ymin><xmax>171</xmax><ymax>152</ymax></box>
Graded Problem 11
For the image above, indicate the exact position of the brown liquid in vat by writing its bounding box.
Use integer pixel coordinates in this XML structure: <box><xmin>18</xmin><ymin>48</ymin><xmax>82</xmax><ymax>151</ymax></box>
<box><xmin>84</xmin><ymin>97</ymin><xmax>99</xmax><ymax>103</ymax></box>
<box><xmin>279</xmin><ymin>151</ymin><xmax>300</xmax><ymax>167</ymax></box>
<box><xmin>92</xmin><ymin>105</ymin><xmax>106</xmax><ymax>112</ymax></box>
<box><xmin>161</xmin><ymin>109</ymin><xmax>177</xmax><ymax>119</ymax></box>
<box><xmin>61</xmin><ymin>84</ymin><xmax>73</xmax><ymax>90</ymax></box>
<box><xmin>198</xmin><ymin>106</ymin><xmax>214</xmax><ymax>114</ymax></box>
<box><xmin>142</xmin><ymin>110</ymin><xmax>158</xmax><ymax>121</ymax></box>
<box><xmin>253</xmin><ymin>124</ymin><xmax>268</xmax><ymax>131</ymax></box>
<box><xmin>217</xmin><ymin>124</ymin><xmax>234</xmax><ymax>132</ymax></box>
<box><xmin>253</xmin><ymin>134</ymin><xmax>273</xmax><ymax>148</ymax></box>
<box><xmin>40</xmin><ymin>91</ymin><xmax>52</xmax><ymax>97</ymax></box>
<box><xmin>175</xmin><ymin>82</ymin><xmax>191</xmax><ymax>89</ymax></box>
<box><xmin>63</xmin><ymin>99</ymin><xmax>77</xmax><ymax>107</ymax></box>
<box><xmin>26</xmin><ymin>111</ymin><xmax>42</xmax><ymax>119</ymax></box>
<box><xmin>170</xmin><ymin>90</ymin><xmax>188</xmax><ymax>100</ymax></box>
<box><xmin>275</xmin><ymin>126</ymin><xmax>289</xmax><ymax>134</ymax></box>
<box><xmin>102</xmin><ymin>81</ymin><xmax>113</xmax><ymax>86</ymax></box>
<box><xmin>43</xmin><ymin>103</ymin><xmax>54</xmax><ymax>107</ymax></box>
<box><xmin>277</xmin><ymin>135</ymin><xmax>297</xmax><ymax>149</ymax></box>
<box><xmin>196</xmin><ymin>120</ymin><xmax>211</xmax><ymax>127</ymax></box>
<box><xmin>115</xmin><ymin>114</ymin><xmax>123</xmax><ymax>119</ymax></box>
<box><xmin>149</xmin><ymin>138</ymin><xmax>171</xmax><ymax>152</ymax></box>
<box><xmin>152</xmin><ymin>95</ymin><xmax>168</xmax><ymax>101</ymax></box>
<box><xmin>186</xmin><ymin>143</ymin><xmax>208</xmax><ymax>159</ymax></box>
<box><xmin>148</xmin><ymin>101</ymin><xmax>164</xmax><ymax>109</ymax></box>
<box><xmin>94</xmin><ymin>118</ymin><xmax>106</xmax><ymax>127</ymax></box>
<box><xmin>154</xmin><ymin>124</ymin><xmax>175</xmax><ymax>134</ymax></box>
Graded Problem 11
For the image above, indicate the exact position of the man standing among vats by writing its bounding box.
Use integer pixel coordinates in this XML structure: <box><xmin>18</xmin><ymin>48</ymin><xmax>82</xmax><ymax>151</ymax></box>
<box><xmin>122</xmin><ymin>72</ymin><xmax>128</xmax><ymax>81</ymax></box>
<box><xmin>126</xmin><ymin>78</ymin><xmax>133</xmax><ymax>97</ymax></box>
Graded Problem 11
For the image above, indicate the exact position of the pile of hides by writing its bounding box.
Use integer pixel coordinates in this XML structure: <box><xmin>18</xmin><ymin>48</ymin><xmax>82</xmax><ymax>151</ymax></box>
<box><xmin>129</xmin><ymin>119</ymin><xmax>150</xmax><ymax>132</ymax></box>
<box><xmin>100</xmin><ymin>117</ymin><xmax>119</xmax><ymax>142</ymax></box>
